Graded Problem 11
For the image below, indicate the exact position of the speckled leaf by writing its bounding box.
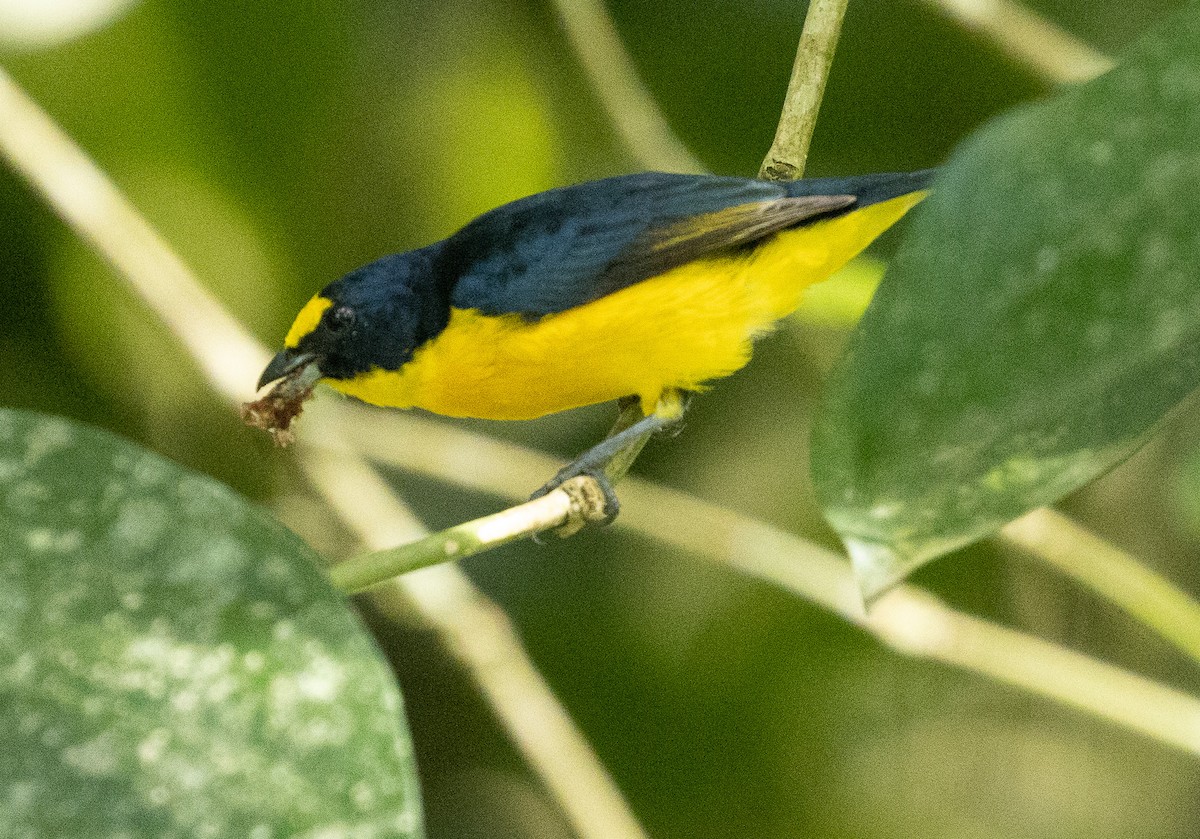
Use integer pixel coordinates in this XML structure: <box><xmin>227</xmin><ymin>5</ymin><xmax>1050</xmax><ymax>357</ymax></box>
<box><xmin>812</xmin><ymin>6</ymin><xmax>1200</xmax><ymax>598</ymax></box>
<box><xmin>0</xmin><ymin>410</ymin><xmax>423</xmax><ymax>838</ymax></box>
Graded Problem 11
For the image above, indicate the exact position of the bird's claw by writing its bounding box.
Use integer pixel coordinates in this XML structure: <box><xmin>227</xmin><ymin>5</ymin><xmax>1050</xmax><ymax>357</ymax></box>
<box><xmin>531</xmin><ymin>466</ymin><xmax>621</xmax><ymax>527</ymax></box>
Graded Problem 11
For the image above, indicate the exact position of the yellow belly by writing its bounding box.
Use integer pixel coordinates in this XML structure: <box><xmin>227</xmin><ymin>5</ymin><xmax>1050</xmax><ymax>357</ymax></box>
<box><xmin>328</xmin><ymin>193</ymin><xmax>924</xmax><ymax>419</ymax></box>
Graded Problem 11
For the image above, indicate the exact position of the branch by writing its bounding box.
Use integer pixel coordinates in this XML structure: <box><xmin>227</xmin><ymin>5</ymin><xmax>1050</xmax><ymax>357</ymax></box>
<box><xmin>550</xmin><ymin>0</ymin><xmax>706</xmax><ymax>173</ymax></box>
<box><xmin>328</xmin><ymin>476</ymin><xmax>609</xmax><ymax>594</ymax></box>
<box><xmin>759</xmin><ymin>0</ymin><xmax>850</xmax><ymax>181</ymax></box>
<box><xmin>922</xmin><ymin>0</ymin><xmax>1114</xmax><ymax>84</ymax></box>
<box><xmin>0</xmin><ymin>63</ymin><xmax>649</xmax><ymax>839</ymax></box>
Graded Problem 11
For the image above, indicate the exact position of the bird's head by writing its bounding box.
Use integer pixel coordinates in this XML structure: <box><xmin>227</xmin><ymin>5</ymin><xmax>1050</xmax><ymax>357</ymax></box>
<box><xmin>257</xmin><ymin>246</ymin><xmax>448</xmax><ymax>392</ymax></box>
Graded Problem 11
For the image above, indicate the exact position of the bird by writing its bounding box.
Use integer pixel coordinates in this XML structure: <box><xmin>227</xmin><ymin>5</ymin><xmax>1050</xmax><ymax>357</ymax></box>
<box><xmin>255</xmin><ymin>169</ymin><xmax>935</xmax><ymax>518</ymax></box>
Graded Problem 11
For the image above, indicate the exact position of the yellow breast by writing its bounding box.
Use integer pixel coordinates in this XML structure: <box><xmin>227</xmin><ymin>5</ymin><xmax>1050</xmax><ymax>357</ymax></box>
<box><xmin>328</xmin><ymin>192</ymin><xmax>925</xmax><ymax>419</ymax></box>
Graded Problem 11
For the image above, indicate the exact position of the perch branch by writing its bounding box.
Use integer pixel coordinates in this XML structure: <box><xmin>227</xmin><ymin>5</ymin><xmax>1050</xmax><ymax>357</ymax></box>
<box><xmin>329</xmin><ymin>475</ymin><xmax>610</xmax><ymax>594</ymax></box>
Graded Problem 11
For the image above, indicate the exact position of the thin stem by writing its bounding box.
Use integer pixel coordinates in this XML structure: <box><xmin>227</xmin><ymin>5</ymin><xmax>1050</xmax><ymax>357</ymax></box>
<box><xmin>922</xmin><ymin>0</ymin><xmax>1114</xmax><ymax>84</ymax></box>
<box><xmin>1000</xmin><ymin>508</ymin><xmax>1200</xmax><ymax>665</ymax></box>
<box><xmin>329</xmin><ymin>477</ymin><xmax>604</xmax><ymax>594</ymax></box>
<box><xmin>0</xmin><ymin>63</ymin><xmax>650</xmax><ymax>839</ymax></box>
<box><xmin>759</xmin><ymin>0</ymin><xmax>850</xmax><ymax>181</ymax></box>
<box><xmin>332</xmin><ymin>407</ymin><xmax>1200</xmax><ymax>757</ymax></box>
<box><xmin>550</xmin><ymin>0</ymin><xmax>706</xmax><ymax>173</ymax></box>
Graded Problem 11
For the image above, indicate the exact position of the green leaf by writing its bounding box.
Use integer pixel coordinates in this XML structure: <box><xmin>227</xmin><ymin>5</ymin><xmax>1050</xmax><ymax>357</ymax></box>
<box><xmin>0</xmin><ymin>409</ymin><xmax>424</xmax><ymax>837</ymax></box>
<box><xmin>812</xmin><ymin>4</ymin><xmax>1200</xmax><ymax>599</ymax></box>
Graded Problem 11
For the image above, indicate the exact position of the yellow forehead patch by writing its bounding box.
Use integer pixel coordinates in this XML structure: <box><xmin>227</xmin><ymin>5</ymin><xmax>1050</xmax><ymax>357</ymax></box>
<box><xmin>284</xmin><ymin>295</ymin><xmax>333</xmax><ymax>348</ymax></box>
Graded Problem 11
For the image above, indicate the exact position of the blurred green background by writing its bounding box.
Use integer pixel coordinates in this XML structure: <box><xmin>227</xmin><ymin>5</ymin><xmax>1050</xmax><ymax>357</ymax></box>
<box><xmin>3</xmin><ymin>1</ymin><xmax>1200</xmax><ymax>836</ymax></box>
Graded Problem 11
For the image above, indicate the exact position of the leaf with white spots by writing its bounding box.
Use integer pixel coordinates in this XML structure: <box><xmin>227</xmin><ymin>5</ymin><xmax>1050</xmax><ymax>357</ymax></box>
<box><xmin>812</xmin><ymin>5</ymin><xmax>1200</xmax><ymax>598</ymax></box>
<box><xmin>0</xmin><ymin>409</ymin><xmax>424</xmax><ymax>838</ymax></box>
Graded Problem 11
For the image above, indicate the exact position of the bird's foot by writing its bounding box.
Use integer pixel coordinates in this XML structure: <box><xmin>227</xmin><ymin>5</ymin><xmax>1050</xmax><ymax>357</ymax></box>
<box><xmin>531</xmin><ymin>465</ymin><xmax>621</xmax><ymax>527</ymax></box>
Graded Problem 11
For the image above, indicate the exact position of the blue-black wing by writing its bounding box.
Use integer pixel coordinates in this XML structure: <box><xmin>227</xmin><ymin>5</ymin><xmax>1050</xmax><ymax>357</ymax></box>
<box><xmin>444</xmin><ymin>170</ymin><xmax>934</xmax><ymax>317</ymax></box>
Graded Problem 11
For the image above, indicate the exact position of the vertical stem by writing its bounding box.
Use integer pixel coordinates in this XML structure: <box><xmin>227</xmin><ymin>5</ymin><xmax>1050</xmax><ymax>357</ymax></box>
<box><xmin>759</xmin><ymin>0</ymin><xmax>850</xmax><ymax>181</ymax></box>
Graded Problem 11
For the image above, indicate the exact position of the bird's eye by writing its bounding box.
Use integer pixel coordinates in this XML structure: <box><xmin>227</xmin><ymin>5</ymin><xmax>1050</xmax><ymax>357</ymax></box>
<box><xmin>329</xmin><ymin>306</ymin><xmax>356</xmax><ymax>331</ymax></box>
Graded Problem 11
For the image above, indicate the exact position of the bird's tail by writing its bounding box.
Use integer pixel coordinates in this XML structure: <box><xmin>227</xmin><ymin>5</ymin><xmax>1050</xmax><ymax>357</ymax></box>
<box><xmin>744</xmin><ymin>169</ymin><xmax>935</xmax><ymax>321</ymax></box>
<box><xmin>784</xmin><ymin>168</ymin><xmax>939</xmax><ymax>207</ymax></box>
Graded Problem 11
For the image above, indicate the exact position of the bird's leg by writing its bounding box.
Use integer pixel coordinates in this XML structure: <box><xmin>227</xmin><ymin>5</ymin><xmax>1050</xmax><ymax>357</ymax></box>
<box><xmin>532</xmin><ymin>389</ymin><xmax>692</xmax><ymax>524</ymax></box>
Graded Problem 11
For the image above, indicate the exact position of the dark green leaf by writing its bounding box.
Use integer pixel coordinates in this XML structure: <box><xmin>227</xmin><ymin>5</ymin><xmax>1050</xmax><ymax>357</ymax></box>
<box><xmin>812</xmin><ymin>5</ymin><xmax>1200</xmax><ymax>597</ymax></box>
<box><xmin>0</xmin><ymin>409</ymin><xmax>423</xmax><ymax>838</ymax></box>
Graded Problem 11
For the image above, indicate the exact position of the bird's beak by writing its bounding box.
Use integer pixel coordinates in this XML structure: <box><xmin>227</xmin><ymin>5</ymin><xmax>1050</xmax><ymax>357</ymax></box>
<box><xmin>257</xmin><ymin>349</ymin><xmax>318</xmax><ymax>391</ymax></box>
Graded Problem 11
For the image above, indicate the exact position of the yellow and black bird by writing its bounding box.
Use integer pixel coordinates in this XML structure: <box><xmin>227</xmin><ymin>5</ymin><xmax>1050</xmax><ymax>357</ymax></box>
<box><xmin>257</xmin><ymin>169</ymin><xmax>934</xmax><ymax>514</ymax></box>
